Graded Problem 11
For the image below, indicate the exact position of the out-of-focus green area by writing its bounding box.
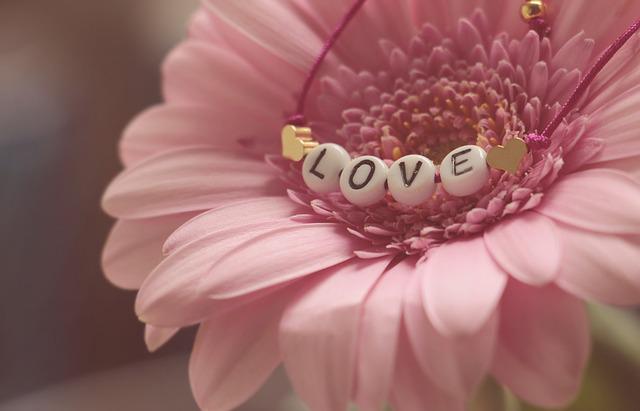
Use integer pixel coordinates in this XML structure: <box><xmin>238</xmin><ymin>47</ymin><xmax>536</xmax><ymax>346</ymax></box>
<box><xmin>473</xmin><ymin>306</ymin><xmax>640</xmax><ymax>411</ymax></box>
<box><xmin>529</xmin><ymin>306</ymin><xmax>640</xmax><ymax>411</ymax></box>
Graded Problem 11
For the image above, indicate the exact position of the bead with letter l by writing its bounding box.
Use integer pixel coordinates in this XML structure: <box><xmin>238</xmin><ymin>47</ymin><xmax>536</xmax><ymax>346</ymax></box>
<box><xmin>303</xmin><ymin>143</ymin><xmax>351</xmax><ymax>194</ymax></box>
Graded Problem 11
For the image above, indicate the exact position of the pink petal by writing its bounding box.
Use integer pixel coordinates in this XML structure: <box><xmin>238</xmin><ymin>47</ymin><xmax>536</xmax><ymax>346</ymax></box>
<box><xmin>529</xmin><ymin>61</ymin><xmax>548</xmax><ymax>100</ymax></box>
<box><xmin>421</xmin><ymin>237</ymin><xmax>507</xmax><ymax>337</ymax></box>
<box><xmin>279</xmin><ymin>257</ymin><xmax>392</xmax><ymax>411</ymax></box>
<box><xmin>188</xmin><ymin>8</ymin><xmax>227</xmax><ymax>44</ymax></box>
<box><xmin>555</xmin><ymin>223</ymin><xmax>640</xmax><ymax>305</ymax></box>
<box><xmin>136</xmin><ymin>220</ymin><xmax>293</xmax><ymax>327</ymax></box>
<box><xmin>102</xmin><ymin>213</ymin><xmax>195</xmax><ymax>290</ymax></box>
<box><xmin>561</xmin><ymin>138</ymin><xmax>605</xmax><ymax>174</ymax></box>
<box><xmin>202</xmin><ymin>223</ymin><xmax>365</xmax><ymax>299</ymax></box>
<box><xmin>164</xmin><ymin>196</ymin><xmax>300</xmax><ymax>254</ymax></box>
<box><xmin>144</xmin><ymin>325</ymin><xmax>179</xmax><ymax>353</ymax></box>
<box><xmin>410</xmin><ymin>0</ymin><xmax>455</xmax><ymax>33</ymax></box>
<box><xmin>354</xmin><ymin>258</ymin><xmax>413</xmax><ymax>410</ymax></box>
<box><xmin>489</xmin><ymin>38</ymin><xmax>510</xmax><ymax>68</ymax></box>
<box><xmin>203</xmin><ymin>0</ymin><xmax>413</xmax><ymax>74</ymax></box>
<box><xmin>120</xmin><ymin>104</ymin><xmax>278</xmax><ymax>167</ymax></box>
<box><xmin>189</xmin><ymin>7</ymin><xmax>306</xmax><ymax>93</ymax></box>
<box><xmin>584</xmin><ymin>35</ymin><xmax>640</xmax><ymax>115</ymax></box>
<box><xmin>389</xmin><ymin>328</ymin><xmax>466</xmax><ymax>411</ymax></box>
<box><xmin>404</xmin><ymin>274</ymin><xmax>497</xmax><ymax>399</ymax></box>
<box><xmin>552</xmin><ymin>1</ymin><xmax>640</xmax><ymax>55</ymax></box>
<box><xmin>546</xmin><ymin>68</ymin><xmax>581</xmax><ymax>107</ymax></box>
<box><xmin>102</xmin><ymin>147</ymin><xmax>281</xmax><ymax>219</ymax></box>
<box><xmin>358</xmin><ymin>1</ymin><xmax>415</xmax><ymax>55</ymax></box>
<box><xmin>517</xmin><ymin>30</ymin><xmax>540</xmax><ymax>72</ymax></box>
<box><xmin>484</xmin><ymin>212</ymin><xmax>561</xmax><ymax>286</ymax></box>
<box><xmin>189</xmin><ymin>293</ymin><xmax>287</xmax><ymax>411</ymax></box>
<box><xmin>411</xmin><ymin>0</ymin><xmax>524</xmax><ymax>40</ymax></box>
<box><xmin>163</xmin><ymin>40</ymin><xmax>290</xmax><ymax>108</ymax></box>
<box><xmin>536</xmin><ymin>169</ymin><xmax>640</xmax><ymax>234</ymax></box>
<box><xmin>201</xmin><ymin>0</ymin><xmax>323</xmax><ymax>69</ymax></box>
<box><xmin>586</xmin><ymin>86</ymin><xmax>640</xmax><ymax>163</ymax></box>
<box><xmin>303</xmin><ymin>1</ymin><xmax>411</xmax><ymax>70</ymax></box>
<box><xmin>551</xmin><ymin>32</ymin><xmax>594</xmax><ymax>73</ymax></box>
<box><xmin>492</xmin><ymin>281</ymin><xmax>590</xmax><ymax>408</ymax></box>
<box><xmin>593</xmin><ymin>156</ymin><xmax>640</xmax><ymax>182</ymax></box>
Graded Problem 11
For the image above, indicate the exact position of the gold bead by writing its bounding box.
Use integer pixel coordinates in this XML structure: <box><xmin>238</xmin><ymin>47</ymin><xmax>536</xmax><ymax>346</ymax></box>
<box><xmin>487</xmin><ymin>137</ymin><xmax>528</xmax><ymax>174</ymax></box>
<box><xmin>392</xmin><ymin>146</ymin><xmax>403</xmax><ymax>161</ymax></box>
<box><xmin>521</xmin><ymin>0</ymin><xmax>546</xmax><ymax>22</ymax></box>
<box><xmin>281</xmin><ymin>125</ymin><xmax>318</xmax><ymax>161</ymax></box>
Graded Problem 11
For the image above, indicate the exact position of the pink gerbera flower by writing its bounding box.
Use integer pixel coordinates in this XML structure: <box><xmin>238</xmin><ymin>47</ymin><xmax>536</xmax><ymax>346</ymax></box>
<box><xmin>102</xmin><ymin>1</ymin><xmax>640</xmax><ymax>410</ymax></box>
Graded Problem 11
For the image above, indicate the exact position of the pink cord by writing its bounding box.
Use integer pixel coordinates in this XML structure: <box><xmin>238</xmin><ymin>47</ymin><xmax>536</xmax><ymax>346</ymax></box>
<box><xmin>527</xmin><ymin>16</ymin><xmax>640</xmax><ymax>148</ymax></box>
<box><xmin>287</xmin><ymin>0</ymin><xmax>368</xmax><ymax>126</ymax></box>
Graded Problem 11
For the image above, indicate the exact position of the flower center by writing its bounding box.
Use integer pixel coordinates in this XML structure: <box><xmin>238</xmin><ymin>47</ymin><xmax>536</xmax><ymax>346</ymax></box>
<box><xmin>340</xmin><ymin>66</ymin><xmax>527</xmax><ymax>166</ymax></box>
<box><xmin>285</xmin><ymin>14</ymin><xmax>581</xmax><ymax>254</ymax></box>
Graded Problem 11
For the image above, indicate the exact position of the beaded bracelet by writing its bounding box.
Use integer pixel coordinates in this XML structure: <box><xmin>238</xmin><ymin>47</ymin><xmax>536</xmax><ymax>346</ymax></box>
<box><xmin>284</xmin><ymin>125</ymin><xmax>500</xmax><ymax>206</ymax></box>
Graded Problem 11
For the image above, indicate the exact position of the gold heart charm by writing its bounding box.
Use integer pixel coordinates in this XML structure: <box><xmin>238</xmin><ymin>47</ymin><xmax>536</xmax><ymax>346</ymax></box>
<box><xmin>487</xmin><ymin>137</ymin><xmax>528</xmax><ymax>174</ymax></box>
<box><xmin>281</xmin><ymin>125</ymin><xmax>318</xmax><ymax>162</ymax></box>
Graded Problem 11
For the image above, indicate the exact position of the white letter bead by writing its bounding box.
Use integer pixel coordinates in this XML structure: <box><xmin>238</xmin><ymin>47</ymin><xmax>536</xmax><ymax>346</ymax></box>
<box><xmin>388</xmin><ymin>155</ymin><xmax>437</xmax><ymax>206</ymax></box>
<box><xmin>303</xmin><ymin>143</ymin><xmax>351</xmax><ymax>194</ymax></box>
<box><xmin>340</xmin><ymin>156</ymin><xmax>389</xmax><ymax>207</ymax></box>
<box><xmin>440</xmin><ymin>145</ymin><xmax>489</xmax><ymax>197</ymax></box>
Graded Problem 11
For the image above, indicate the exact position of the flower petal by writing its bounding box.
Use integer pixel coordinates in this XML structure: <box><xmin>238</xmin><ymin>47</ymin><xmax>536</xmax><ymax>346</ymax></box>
<box><xmin>492</xmin><ymin>281</ymin><xmax>590</xmax><ymax>409</ymax></box>
<box><xmin>164</xmin><ymin>196</ymin><xmax>300</xmax><ymax>254</ymax></box>
<box><xmin>136</xmin><ymin>220</ymin><xmax>293</xmax><ymax>327</ymax></box>
<box><xmin>555</xmin><ymin>223</ymin><xmax>640</xmax><ymax>305</ymax></box>
<box><xmin>586</xmin><ymin>84</ymin><xmax>640</xmax><ymax>163</ymax></box>
<box><xmin>584</xmin><ymin>35</ymin><xmax>640</xmax><ymax>115</ymax></box>
<box><xmin>552</xmin><ymin>1</ymin><xmax>640</xmax><ymax>55</ymax></box>
<box><xmin>203</xmin><ymin>223</ymin><xmax>365</xmax><ymax>299</ymax></box>
<box><xmin>354</xmin><ymin>258</ymin><xmax>413</xmax><ymax>411</ymax></box>
<box><xmin>188</xmin><ymin>8</ymin><xmax>227</xmax><ymax>44</ymax></box>
<box><xmin>404</xmin><ymin>274</ymin><xmax>497</xmax><ymax>399</ymax></box>
<box><xmin>592</xmin><ymin>156</ymin><xmax>640</xmax><ymax>182</ymax></box>
<box><xmin>536</xmin><ymin>169</ymin><xmax>640</xmax><ymax>234</ymax></box>
<box><xmin>202</xmin><ymin>0</ymin><xmax>414</xmax><ymax>74</ymax></box>
<box><xmin>484</xmin><ymin>212</ymin><xmax>561</xmax><ymax>286</ymax></box>
<box><xmin>389</xmin><ymin>328</ymin><xmax>466</xmax><ymax>411</ymax></box>
<box><xmin>551</xmin><ymin>32</ymin><xmax>594</xmax><ymax>73</ymax></box>
<box><xmin>293</xmin><ymin>1</ymin><xmax>413</xmax><ymax>71</ymax></box>
<box><xmin>189</xmin><ymin>293</ymin><xmax>288</xmax><ymax>411</ymax></box>
<box><xmin>201</xmin><ymin>0</ymin><xmax>323</xmax><ymax>69</ymax></box>
<box><xmin>102</xmin><ymin>147</ymin><xmax>281</xmax><ymax>219</ymax></box>
<box><xmin>102</xmin><ymin>213</ymin><xmax>195</xmax><ymax>290</ymax></box>
<box><xmin>421</xmin><ymin>237</ymin><xmax>507</xmax><ymax>337</ymax></box>
<box><xmin>280</xmin><ymin>257</ymin><xmax>392</xmax><ymax>411</ymax></box>
<box><xmin>163</xmin><ymin>40</ymin><xmax>291</xmax><ymax>108</ymax></box>
<box><xmin>120</xmin><ymin>104</ymin><xmax>278</xmax><ymax>167</ymax></box>
<box><xmin>144</xmin><ymin>325</ymin><xmax>179</xmax><ymax>353</ymax></box>
<box><xmin>188</xmin><ymin>7</ymin><xmax>305</xmax><ymax>92</ymax></box>
<box><xmin>354</xmin><ymin>1</ymin><xmax>414</xmax><ymax>56</ymax></box>
<box><xmin>411</xmin><ymin>0</ymin><xmax>524</xmax><ymax>39</ymax></box>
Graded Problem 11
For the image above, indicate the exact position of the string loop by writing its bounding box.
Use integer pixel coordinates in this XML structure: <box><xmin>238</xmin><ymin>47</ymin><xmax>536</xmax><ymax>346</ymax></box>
<box><xmin>287</xmin><ymin>0</ymin><xmax>368</xmax><ymax>125</ymax></box>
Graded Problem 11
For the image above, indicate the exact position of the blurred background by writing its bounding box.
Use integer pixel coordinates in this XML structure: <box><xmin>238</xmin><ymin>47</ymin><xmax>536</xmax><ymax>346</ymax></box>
<box><xmin>0</xmin><ymin>0</ymin><xmax>203</xmax><ymax>408</ymax></box>
<box><xmin>0</xmin><ymin>1</ymin><xmax>638</xmax><ymax>410</ymax></box>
